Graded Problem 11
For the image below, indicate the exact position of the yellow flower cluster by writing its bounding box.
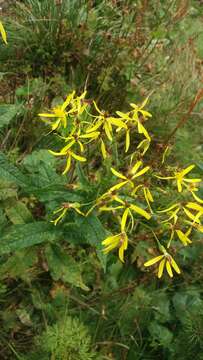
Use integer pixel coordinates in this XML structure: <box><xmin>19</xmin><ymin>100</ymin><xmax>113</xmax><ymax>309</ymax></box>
<box><xmin>39</xmin><ymin>91</ymin><xmax>202</xmax><ymax>279</ymax></box>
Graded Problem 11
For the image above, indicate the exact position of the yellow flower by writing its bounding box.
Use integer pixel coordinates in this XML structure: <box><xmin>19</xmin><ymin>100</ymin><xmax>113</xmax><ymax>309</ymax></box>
<box><xmin>144</xmin><ymin>249</ymin><xmax>181</xmax><ymax>278</ymax></box>
<box><xmin>49</xmin><ymin>146</ymin><xmax>86</xmax><ymax>175</ymax></box>
<box><xmin>100</xmin><ymin>196</ymin><xmax>151</xmax><ymax>231</ymax></box>
<box><xmin>137</xmin><ymin>138</ymin><xmax>151</xmax><ymax>155</ymax></box>
<box><xmin>38</xmin><ymin>91</ymin><xmax>76</xmax><ymax>130</ymax></box>
<box><xmin>102</xmin><ymin>232</ymin><xmax>128</xmax><ymax>262</ymax></box>
<box><xmin>116</xmin><ymin>97</ymin><xmax>152</xmax><ymax>152</ymax></box>
<box><xmin>156</xmin><ymin>164</ymin><xmax>201</xmax><ymax>192</ymax></box>
<box><xmin>158</xmin><ymin>202</ymin><xmax>201</xmax><ymax>225</ymax></box>
<box><xmin>186</xmin><ymin>183</ymin><xmax>203</xmax><ymax>204</ymax></box>
<box><xmin>60</xmin><ymin>128</ymin><xmax>99</xmax><ymax>153</ymax></box>
<box><xmin>130</xmin><ymin>97</ymin><xmax>152</xmax><ymax>120</ymax></box>
<box><xmin>0</xmin><ymin>21</ymin><xmax>7</xmax><ymax>44</ymax></box>
<box><xmin>51</xmin><ymin>202</ymin><xmax>84</xmax><ymax>225</ymax></box>
<box><xmin>87</xmin><ymin>101</ymin><xmax>127</xmax><ymax>141</ymax></box>
<box><xmin>85</xmin><ymin>191</ymin><xmax>117</xmax><ymax>217</ymax></box>
<box><xmin>130</xmin><ymin>97</ymin><xmax>152</xmax><ymax>143</ymax></box>
<box><xmin>72</xmin><ymin>90</ymin><xmax>88</xmax><ymax>115</ymax></box>
<box><xmin>108</xmin><ymin>161</ymin><xmax>150</xmax><ymax>192</ymax></box>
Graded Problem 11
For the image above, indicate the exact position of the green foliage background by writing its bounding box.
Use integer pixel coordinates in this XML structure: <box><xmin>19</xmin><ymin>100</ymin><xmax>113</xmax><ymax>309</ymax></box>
<box><xmin>0</xmin><ymin>1</ymin><xmax>203</xmax><ymax>359</ymax></box>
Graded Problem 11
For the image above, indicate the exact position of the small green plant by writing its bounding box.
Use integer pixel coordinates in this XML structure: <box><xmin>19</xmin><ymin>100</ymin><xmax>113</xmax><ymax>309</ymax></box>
<box><xmin>32</xmin><ymin>317</ymin><xmax>98</xmax><ymax>360</ymax></box>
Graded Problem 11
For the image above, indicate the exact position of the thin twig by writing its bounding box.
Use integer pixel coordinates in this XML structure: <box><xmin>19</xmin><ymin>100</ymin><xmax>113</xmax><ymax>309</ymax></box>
<box><xmin>165</xmin><ymin>88</ymin><xmax>203</xmax><ymax>144</ymax></box>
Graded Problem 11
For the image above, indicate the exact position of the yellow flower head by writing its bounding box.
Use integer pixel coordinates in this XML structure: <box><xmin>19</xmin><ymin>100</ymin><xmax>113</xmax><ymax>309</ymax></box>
<box><xmin>130</xmin><ymin>97</ymin><xmax>152</xmax><ymax>120</ymax></box>
<box><xmin>49</xmin><ymin>146</ymin><xmax>86</xmax><ymax>175</ymax></box>
<box><xmin>52</xmin><ymin>202</ymin><xmax>84</xmax><ymax>225</ymax></box>
<box><xmin>144</xmin><ymin>249</ymin><xmax>181</xmax><ymax>278</ymax></box>
<box><xmin>108</xmin><ymin>161</ymin><xmax>150</xmax><ymax>193</ymax></box>
<box><xmin>156</xmin><ymin>164</ymin><xmax>201</xmax><ymax>193</ymax></box>
<box><xmin>116</xmin><ymin>97</ymin><xmax>152</xmax><ymax>152</ymax></box>
<box><xmin>61</xmin><ymin>128</ymin><xmax>100</xmax><ymax>153</ymax></box>
<box><xmin>38</xmin><ymin>91</ymin><xmax>76</xmax><ymax>130</ymax></box>
<box><xmin>100</xmin><ymin>196</ymin><xmax>151</xmax><ymax>232</ymax></box>
<box><xmin>102</xmin><ymin>232</ymin><xmax>128</xmax><ymax>262</ymax></box>
<box><xmin>87</xmin><ymin>101</ymin><xmax>127</xmax><ymax>142</ymax></box>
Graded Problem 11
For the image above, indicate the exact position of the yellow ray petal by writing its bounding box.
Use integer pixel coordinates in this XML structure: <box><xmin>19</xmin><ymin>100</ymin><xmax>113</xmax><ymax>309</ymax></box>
<box><xmin>180</xmin><ymin>164</ymin><xmax>195</xmax><ymax>176</ymax></box>
<box><xmin>121</xmin><ymin>208</ymin><xmax>129</xmax><ymax>232</ymax></box>
<box><xmin>131</xmin><ymin>161</ymin><xmax>142</xmax><ymax>175</ymax></box>
<box><xmin>104</xmin><ymin>122</ymin><xmax>112</xmax><ymax>141</ymax></box>
<box><xmin>139</xmin><ymin>96</ymin><xmax>149</xmax><ymax>110</ymax></box>
<box><xmin>130</xmin><ymin>204</ymin><xmax>151</xmax><ymax>220</ymax></box>
<box><xmin>61</xmin><ymin>90</ymin><xmax>75</xmax><ymax>111</ymax></box>
<box><xmin>109</xmin><ymin>117</ymin><xmax>127</xmax><ymax>129</ymax></box>
<box><xmin>93</xmin><ymin>100</ymin><xmax>103</xmax><ymax>115</ymax></box>
<box><xmin>146</xmin><ymin>188</ymin><xmax>154</xmax><ymax>202</ymax></box>
<box><xmin>70</xmin><ymin>151</ymin><xmax>86</xmax><ymax>162</ymax></box>
<box><xmin>158</xmin><ymin>203</ymin><xmax>180</xmax><ymax>213</ymax></box>
<box><xmin>116</xmin><ymin>111</ymin><xmax>131</xmax><ymax>120</ymax></box>
<box><xmin>86</xmin><ymin>120</ymin><xmax>103</xmax><ymax>133</ymax></box>
<box><xmin>132</xmin><ymin>166</ymin><xmax>150</xmax><ymax>179</ymax></box>
<box><xmin>186</xmin><ymin>202</ymin><xmax>203</xmax><ymax>213</ymax></box>
<box><xmin>108</xmin><ymin>181</ymin><xmax>128</xmax><ymax>192</ymax></box>
<box><xmin>191</xmin><ymin>191</ymin><xmax>203</xmax><ymax>204</ymax></box>
<box><xmin>0</xmin><ymin>21</ymin><xmax>7</xmax><ymax>44</ymax></box>
<box><xmin>144</xmin><ymin>255</ymin><xmax>164</xmax><ymax>267</ymax></box>
<box><xmin>103</xmin><ymin>243</ymin><xmax>118</xmax><ymax>254</ymax></box>
<box><xmin>166</xmin><ymin>261</ymin><xmax>173</xmax><ymax>277</ymax></box>
<box><xmin>111</xmin><ymin>167</ymin><xmax>127</xmax><ymax>180</ymax></box>
<box><xmin>183</xmin><ymin>178</ymin><xmax>201</xmax><ymax>183</ymax></box>
<box><xmin>170</xmin><ymin>257</ymin><xmax>181</xmax><ymax>274</ymax></box>
<box><xmin>183</xmin><ymin>207</ymin><xmax>201</xmax><ymax>224</ymax></box>
<box><xmin>62</xmin><ymin>156</ymin><xmax>71</xmax><ymax>175</ymax></box>
<box><xmin>102</xmin><ymin>234</ymin><xmax>120</xmax><ymax>246</ymax></box>
<box><xmin>101</xmin><ymin>139</ymin><xmax>107</xmax><ymax>159</ymax></box>
<box><xmin>144</xmin><ymin>188</ymin><xmax>153</xmax><ymax>213</ymax></box>
<box><xmin>125</xmin><ymin>129</ymin><xmax>130</xmax><ymax>153</ymax></box>
<box><xmin>38</xmin><ymin>113</ymin><xmax>58</xmax><ymax>118</ymax></box>
<box><xmin>114</xmin><ymin>196</ymin><xmax>125</xmax><ymax>205</ymax></box>
<box><xmin>177</xmin><ymin>179</ymin><xmax>182</xmax><ymax>192</ymax></box>
<box><xmin>158</xmin><ymin>259</ymin><xmax>165</xmax><ymax>278</ymax></box>
<box><xmin>80</xmin><ymin>131</ymin><xmax>100</xmax><ymax>139</ymax></box>
<box><xmin>156</xmin><ymin>173</ymin><xmax>175</xmax><ymax>180</ymax></box>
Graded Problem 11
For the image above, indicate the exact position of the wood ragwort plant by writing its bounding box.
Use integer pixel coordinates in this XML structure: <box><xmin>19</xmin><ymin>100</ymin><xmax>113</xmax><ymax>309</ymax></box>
<box><xmin>1</xmin><ymin>3</ymin><xmax>203</xmax><ymax>359</ymax></box>
<box><xmin>37</xmin><ymin>89</ymin><xmax>203</xmax><ymax>279</ymax></box>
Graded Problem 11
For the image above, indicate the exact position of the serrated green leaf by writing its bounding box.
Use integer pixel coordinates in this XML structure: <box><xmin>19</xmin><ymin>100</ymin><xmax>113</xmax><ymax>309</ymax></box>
<box><xmin>0</xmin><ymin>222</ymin><xmax>62</xmax><ymax>255</ymax></box>
<box><xmin>0</xmin><ymin>104</ymin><xmax>21</xmax><ymax>129</ymax></box>
<box><xmin>23</xmin><ymin>149</ymin><xmax>63</xmax><ymax>187</ymax></box>
<box><xmin>45</xmin><ymin>244</ymin><xmax>89</xmax><ymax>291</ymax></box>
<box><xmin>0</xmin><ymin>208</ymin><xmax>8</xmax><ymax>230</ymax></box>
<box><xmin>0</xmin><ymin>248</ymin><xmax>37</xmax><ymax>282</ymax></box>
<box><xmin>5</xmin><ymin>201</ymin><xmax>33</xmax><ymax>224</ymax></box>
<box><xmin>76</xmin><ymin>163</ymin><xmax>92</xmax><ymax>189</ymax></box>
<box><xmin>63</xmin><ymin>223</ymin><xmax>85</xmax><ymax>244</ymax></box>
<box><xmin>30</xmin><ymin>185</ymin><xmax>84</xmax><ymax>203</ymax></box>
<box><xmin>148</xmin><ymin>322</ymin><xmax>173</xmax><ymax>348</ymax></box>
<box><xmin>0</xmin><ymin>180</ymin><xmax>17</xmax><ymax>200</ymax></box>
<box><xmin>0</xmin><ymin>152</ymin><xmax>31</xmax><ymax>187</ymax></box>
<box><xmin>77</xmin><ymin>214</ymin><xmax>107</xmax><ymax>271</ymax></box>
